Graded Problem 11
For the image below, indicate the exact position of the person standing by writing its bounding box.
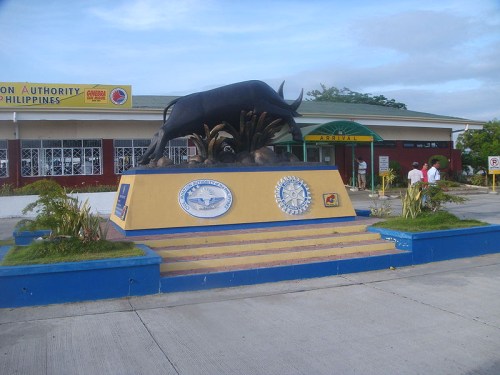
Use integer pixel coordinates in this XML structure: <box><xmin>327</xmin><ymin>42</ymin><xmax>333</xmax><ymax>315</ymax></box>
<box><xmin>421</xmin><ymin>162</ymin><xmax>429</xmax><ymax>183</ymax></box>
<box><xmin>407</xmin><ymin>162</ymin><xmax>423</xmax><ymax>186</ymax></box>
<box><xmin>427</xmin><ymin>159</ymin><xmax>441</xmax><ymax>185</ymax></box>
<box><xmin>356</xmin><ymin>157</ymin><xmax>367</xmax><ymax>190</ymax></box>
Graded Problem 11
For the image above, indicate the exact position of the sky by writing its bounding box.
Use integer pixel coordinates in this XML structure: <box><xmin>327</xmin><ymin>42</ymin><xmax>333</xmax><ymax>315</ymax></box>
<box><xmin>1</xmin><ymin>0</ymin><xmax>499</xmax><ymax>121</ymax></box>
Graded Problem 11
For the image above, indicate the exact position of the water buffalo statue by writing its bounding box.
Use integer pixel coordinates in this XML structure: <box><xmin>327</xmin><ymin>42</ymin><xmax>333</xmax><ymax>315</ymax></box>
<box><xmin>138</xmin><ymin>80</ymin><xmax>303</xmax><ymax>165</ymax></box>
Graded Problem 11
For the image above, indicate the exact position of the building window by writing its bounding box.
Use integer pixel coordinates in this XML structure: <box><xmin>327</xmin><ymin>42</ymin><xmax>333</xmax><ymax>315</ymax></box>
<box><xmin>403</xmin><ymin>141</ymin><xmax>449</xmax><ymax>148</ymax></box>
<box><xmin>114</xmin><ymin>139</ymin><xmax>150</xmax><ymax>174</ymax></box>
<box><xmin>114</xmin><ymin>139</ymin><xmax>195</xmax><ymax>173</ymax></box>
<box><xmin>162</xmin><ymin>139</ymin><xmax>196</xmax><ymax>165</ymax></box>
<box><xmin>374</xmin><ymin>141</ymin><xmax>397</xmax><ymax>148</ymax></box>
<box><xmin>0</xmin><ymin>140</ymin><xmax>8</xmax><ymax>178</ymax></box>
<box><xmin>21</xmin><ymin>139</ymin><xmax>102</xmax><ymax>177</ymax></box>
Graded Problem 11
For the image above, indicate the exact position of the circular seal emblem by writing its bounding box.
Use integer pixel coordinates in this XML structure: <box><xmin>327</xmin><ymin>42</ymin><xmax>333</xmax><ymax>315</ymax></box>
<box><xmin>179</xmin><ymin>179</ymin><xmax>233</xmax><ymax>218</ymax></box>
<box><xmin>275</xmin><ymin>176</ymin><xmax>311</xmax><ymax>215</ymax></box>
<box><xmin>110</xmin><ymin>87</ymin><xmax>128</xmax><ymax>105</ymax></box>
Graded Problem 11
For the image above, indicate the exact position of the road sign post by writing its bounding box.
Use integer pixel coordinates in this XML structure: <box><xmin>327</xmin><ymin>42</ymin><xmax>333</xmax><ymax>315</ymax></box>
<box><xmin>488</xmin><ymin>156</ymin><xmax>500</xmax><ymax>194</ymax></box>
<box><xmin>379</xmin><ymin>156</ymin><xmax>389</xmax><ymax>198</ymax></box>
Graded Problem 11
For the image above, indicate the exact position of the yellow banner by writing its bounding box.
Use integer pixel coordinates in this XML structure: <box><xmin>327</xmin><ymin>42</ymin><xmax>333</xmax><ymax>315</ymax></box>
<box><xmin>0</xmin><ymin>82</ymin><xmax>132</xmax><ymax>108</ymax></box>
<box><xmin>305</xmin><ymin>135</ymin><xmax>374</xmax><ymax>142</ymax></box>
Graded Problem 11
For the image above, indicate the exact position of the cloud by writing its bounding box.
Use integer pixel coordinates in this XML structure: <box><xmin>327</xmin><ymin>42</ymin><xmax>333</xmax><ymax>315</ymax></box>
<box><xmin>89</xmin><ymin>0</ymin><xmax>207</xmax><ymax>31</ymax></box>
<box><xmin>356</xmin><ymin>10</ymin><xmax>473</xmax><ymax>53</ymax></box>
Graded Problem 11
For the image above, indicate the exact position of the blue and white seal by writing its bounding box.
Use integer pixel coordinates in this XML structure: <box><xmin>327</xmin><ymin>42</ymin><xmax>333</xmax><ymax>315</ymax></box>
<box><xmin>275</xmin><ymin>176</ymin><xmax>311</xmax><ymax>215</ymax></box>
<box><xmin>179</xmin><ymin>179</ymin><xmax>233</xmax><ymax>218</ymax></box>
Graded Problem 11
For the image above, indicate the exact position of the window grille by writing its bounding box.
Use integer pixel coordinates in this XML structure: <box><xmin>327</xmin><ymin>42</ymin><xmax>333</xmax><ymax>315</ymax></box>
<box><xmin>114</xmin><ymin>139</ymin><xmax>193</xmax><ymax>173</ymax></box>
<box><xmin>0</xmin><ymin>140</ymin><xmax>8</xmax><ymax>177</ymax></box>
<box><xmin>21</xmin><ymin>139</ymin><xmax>102</xmax><ymax>177</ymax></box>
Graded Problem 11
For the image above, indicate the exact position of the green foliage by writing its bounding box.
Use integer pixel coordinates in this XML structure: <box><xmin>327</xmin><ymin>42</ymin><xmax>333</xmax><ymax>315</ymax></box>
<box><xmin>74</xmin><ymin>184</ymin><xmax>118</xmax><ymax>193</ymax></box>
<box><xmin>469</xmin><ymin>174</ymin><xmax>487</xmax><ymax>186</ymax></box>
<box><xmin>402</xmin><ymin>184</ymin><xmax>423</xmax><ymax>219</ymax></box>
<box><xmin>456</xmin><ymin>120</ymin><xmax>500</xmax><ymax>170</ymax></box>
<box><xmin>1</xmin><ymin>238</ymin><xmax>142</xmax><ymax>266</ymax></box>
<box><xmin>423</xmin><ymin>183</ymin><xmax>467</xmax><ymax>212</ymax></box>
<box><xmin>428</xmin><ymin>154</ymin><xmax>449</xmax><ymax>170</ymax></box>
<box><xmin>306</xmin><ymin>84</ymin><xmax>407</xmax><ymax>109</ymax></box>
<box><xmin>372</xmin><ymin>211</ymin><xmax>486</xmax><ymax>232</ymax></box>
<box><xmin>0</xmin><ymin>180</ymin><xmax>117</xmax><ymax>197</ymax></box>
<box><xmin>382</xmin><ymin>169</ymin><xmax>397</xmax><ymax>190</ymax></box>
<box><xmin>19</xmin><ymin>186</ymin><xmax>105</xmax><ymax>242</ymax></box>
<box><xmin>15</xmin><ymin>179</ymin><xmax>63</xmax><ymax>195</ymax></box>
<box><xmin>0</xmin><ymin>183</ymin><xmax>15</xmax><ymax>196</ymax></box>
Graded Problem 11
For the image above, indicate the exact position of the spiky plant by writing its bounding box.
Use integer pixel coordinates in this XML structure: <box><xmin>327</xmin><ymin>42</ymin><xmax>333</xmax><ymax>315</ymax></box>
<box><xmin>402</xmin><ymin>184</ymin><xmax>423</xmax><ymax>219</ymax></box>
<box><xmin>189</xmin><ymin>123</ymin><xmax>228</xmax><ymax>162</ymax></box>
<box><xmin>222</xmin><ymin>111</ymin><xmax>284</xmax><ymax>153</ymax></box>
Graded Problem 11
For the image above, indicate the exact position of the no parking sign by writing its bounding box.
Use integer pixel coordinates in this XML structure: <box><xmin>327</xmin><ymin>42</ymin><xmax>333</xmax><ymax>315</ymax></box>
<box><xmin>488</xmin><ymin>156</ymin><xmax>500</xmax><ymax>174</ymax></box>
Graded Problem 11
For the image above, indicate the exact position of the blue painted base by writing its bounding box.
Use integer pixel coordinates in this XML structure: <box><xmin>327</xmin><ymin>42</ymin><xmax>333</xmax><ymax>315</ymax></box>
<box><xmin>13</xmin><ymin>230</ymin><xmax>52</xmax><ymax>246</ymax></box>
<box><xmin>2</xmin><ymin>225</ymin><xmax>500</xmax><ymax>307</ymax></box>
<box><xmin>355</xmin><ymin>209</ymin><xmax>371</xmax><ymax>217</ymax></box>
<box><xmin>0</xmin><ymin>245</ymin><xmax>161</xmax><ymax>308</ymax></box>
<box><xmin>368</xmin><ymin>225</ymin><xmax>500</xmax><ymax>264</ymax></box>
<box><xmin>160</xmin><ymin>252</ymin><xmax>414</xmax><ymax>293</ymax></box>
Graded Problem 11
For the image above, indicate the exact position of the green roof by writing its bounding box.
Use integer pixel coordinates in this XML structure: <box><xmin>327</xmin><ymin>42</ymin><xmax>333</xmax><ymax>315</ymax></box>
<box><xmin>132</xmin><ymin>95</ymin><xmax>470</xmax><ymax>121</ymax></box>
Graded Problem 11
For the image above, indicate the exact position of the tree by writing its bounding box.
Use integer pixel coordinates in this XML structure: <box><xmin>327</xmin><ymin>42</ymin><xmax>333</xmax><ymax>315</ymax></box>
<box><xmin>306</xmin><ymin>84</ymin><xmax>407</xmax><ymax>109</ymax></box>
<box><xmin>456</xmin><ymin>120</ymin><xmax>500</xmax><ymax>170</ymax></box>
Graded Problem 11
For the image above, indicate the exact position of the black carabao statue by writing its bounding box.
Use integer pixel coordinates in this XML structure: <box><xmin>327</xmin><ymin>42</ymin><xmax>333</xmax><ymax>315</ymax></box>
<box><xmin>139</xmin><ymin>80</ymin><xmax>303</xmax><ymax>164</ymax></box>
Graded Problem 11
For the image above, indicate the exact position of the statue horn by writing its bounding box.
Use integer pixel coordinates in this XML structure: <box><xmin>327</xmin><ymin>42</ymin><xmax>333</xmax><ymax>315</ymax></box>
<box><xmin>278</xmin><ymin>81</ymin><xmax>285</xmax><ymax>99</ymax></box>
<box><xmin>290</xmin><ymin>88</ymin><xmax>303</xmax><ymax>112</ymax></box>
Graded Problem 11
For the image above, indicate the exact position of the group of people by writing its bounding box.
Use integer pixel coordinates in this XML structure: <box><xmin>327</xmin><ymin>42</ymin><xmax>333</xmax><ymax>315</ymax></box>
<box><xmin>408</xmin><ymin>159</ymin><xmax>441</xmax><ymax>186</ymax></box>
<box><xmin>355</xmin><ymin>156</ymin><xmax>442</xmax><ymax>191</ymax></box>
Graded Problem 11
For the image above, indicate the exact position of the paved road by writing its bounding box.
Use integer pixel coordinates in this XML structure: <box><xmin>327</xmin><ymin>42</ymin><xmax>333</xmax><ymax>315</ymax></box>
<box><xmin>1</xmin><ymin>254</ymin><xmax>500</xmax><ymax>375</ymax></box>
<box><xmin>349</xmin><ymin>189</ymin><xmax>500</xmax><ymax>224</ymax></box>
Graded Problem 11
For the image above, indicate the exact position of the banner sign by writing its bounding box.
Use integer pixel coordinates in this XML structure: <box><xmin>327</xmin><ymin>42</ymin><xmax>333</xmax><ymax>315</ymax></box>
<box><xmin>305</xmin><ymin>135</ymin><xmax>373</xmax><ymax>142</ymax></box>
<box><xmin>488</xmin><ymin>156</ymin><xmax>500</xmax><ymax>175</ymax></box>
<box><xmin>0</xmin><ymin>82</ymin><xmax>132</xmax><ymax>108</ymax></box>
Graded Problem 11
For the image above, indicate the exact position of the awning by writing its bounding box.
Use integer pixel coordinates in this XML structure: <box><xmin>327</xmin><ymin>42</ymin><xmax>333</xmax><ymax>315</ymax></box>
<box><xmin>273</xmin><ymin>120</ymin><xmax>383</xmax><ymax>144</ymax></box>
<box><xmin>272</xmin><ymin>120</ymin><xmax>383</xmax><ymax>193</ymax></box>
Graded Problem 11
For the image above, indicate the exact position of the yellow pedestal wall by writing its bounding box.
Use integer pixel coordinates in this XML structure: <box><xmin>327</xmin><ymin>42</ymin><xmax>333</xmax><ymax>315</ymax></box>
<box><xmin>110</xmin><ymin>166</ymin><xmax>356</xmax><ymax>234</ymax></box>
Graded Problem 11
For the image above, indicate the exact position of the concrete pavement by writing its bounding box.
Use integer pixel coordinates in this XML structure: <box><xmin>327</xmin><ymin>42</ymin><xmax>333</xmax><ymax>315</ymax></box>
<box><xmin>1</xmin><ymin>189</ymin><xmax>500</xmax><ymax>374</ymax></box>
<box><xmin>349</xmin><ymin>188</ymin><xmax>500</xmax><ymax>224</ymax></box>
<box><xmin>1</xmin><ymin>253</ymin><xmax>500</xmax><ymax>374</ymax></box>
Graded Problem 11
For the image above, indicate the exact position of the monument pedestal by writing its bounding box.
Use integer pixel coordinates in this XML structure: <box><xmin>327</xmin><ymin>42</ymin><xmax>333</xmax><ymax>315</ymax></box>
<box><xmin>110</xmin><ymin>165</ymin><xmax>356</xmax><ymax>236</ymax></box>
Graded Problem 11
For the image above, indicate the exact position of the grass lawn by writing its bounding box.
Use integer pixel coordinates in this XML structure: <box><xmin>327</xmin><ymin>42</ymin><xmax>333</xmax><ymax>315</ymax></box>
<box><xmin>1</xmin><ymin>238</ymin><xmax>144</xmax><ymax>266</ymax></box>
<box><xmin>0</xmin><ymin>239</ymin><xmax>14</xmax><ymax>247</ymax></box>
<box><xmin>371</xmin><ymin>211</ymin><xmax>487</xmax><ymax>232</ymax></box>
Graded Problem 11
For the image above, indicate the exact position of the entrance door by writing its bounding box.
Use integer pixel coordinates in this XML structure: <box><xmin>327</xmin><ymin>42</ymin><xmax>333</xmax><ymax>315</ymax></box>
<box><xmin>319</xmin><ymin>145</ymin><xmax>335</xmax><ymax>165</ymax></box>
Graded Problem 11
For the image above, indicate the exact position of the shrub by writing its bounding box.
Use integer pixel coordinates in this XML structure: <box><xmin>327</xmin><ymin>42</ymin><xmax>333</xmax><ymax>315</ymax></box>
<box><xmin>423</xmin><ymin>184</ymin><xmax>466</xmax><ymax>212</ymax></box>
<box><xmin>469</xmin><ymin>174</ymin><xmax>487</xmax><ymax>186</ymax></box>
<box><xmin>15</xmin><ymin>179</ymin><xmax>63</xmax><ymax>195</ymax></box>
<box><xmin>389</xmin><ymin>160</ymin><xmax>405</xmax><ymax>187</ymax></box>
<box><xmin>429</xmin><ymin>154</ymin><xmax>449</xmax><ymax>170</ymax></box>
<box><xmin>19</xmin><ymin>187</ymin><xmax>105</xmax><ymax>241</ymax></box>
<box><xmin>0</xmin><ymin>183</ymin><xmax>15</xmax><ymax>196</ymax></box>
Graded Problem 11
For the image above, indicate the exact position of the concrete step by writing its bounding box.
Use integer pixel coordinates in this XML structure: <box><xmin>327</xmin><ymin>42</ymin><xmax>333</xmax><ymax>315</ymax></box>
<box><xmin>140</xmin><ymin>222</ymin><xmax>370</xmax><ymax>248</ymax></box>
<box><xmin>140</xmin><ymin>221</ymin><xmax>399</xmax><ymax>277</ymax></box>
<box><xmin>156</xmin><ymin>232</ymin><xmax>383</xmax><ymax>259</ymax></box>
<box><xmin>160</xmin><ymin>240</ymin><xmax>397</xmax><ymax>275</ymax></box>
